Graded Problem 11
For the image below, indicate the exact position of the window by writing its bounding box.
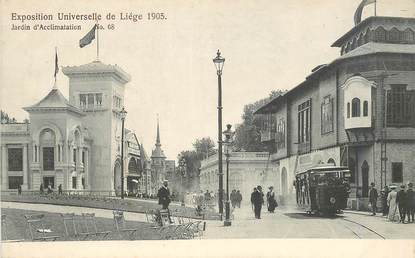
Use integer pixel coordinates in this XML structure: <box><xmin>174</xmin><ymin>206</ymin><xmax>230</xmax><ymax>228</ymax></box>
<box><xmin>276</xmin><ymin>118</ymin><xmax>285</xmax><ymax>149</ymax></box>
<box><xmin>321</xmin><ymin>96</ymin><xmax>333</xmax><ymax>134</ymax></box>
<box><xmin>43</xmin><ymin>176</ymin><xmax>55</xmax><ymax>189</ymax></box>
<box><xmin>8</xmin><ymin>176</ymin><xmax>23</xmax><ymax>189</ymax></box>
<box><xmin>363</xmin><ymin>101</ymin><xmax>369</xmax><ymax>117</ymax></box>
<box><xmin>73</xmin><ymin>149</ymin><xmax>77</xmax><ymax>164</ymax></box>
<box><xmin>351</xmin><ymin>98</ymin><xmax>361</xmax><ymax>117</ymax></box>
<box><xmin>80</xmin><ymin>94</ymin><xmax>87</xmax><ymax>107</ymax></box>
<box><xmin>113</xmin><ymin>95</ymin><xmax>122</xmax><ymax>108</ymax></box>
<box><xmin>72</xmin><ymin>177</ymin><xmax>77</xmax><ymax>189</ymax></box>
<box><xmin>8</xmin><ymin>148</ymin><xmax>23</xmax><ymax>171</ymax></box>
<box><xmin>95</xmin><ymin>93</ymin><xmax>102</xmax><ymax>106</ymax></box>
<box><xmin>386</xmin><ymin>85</ymin><xmax>415</xmax><ymax>127</ymax></box>
<box><xmin>42</xmin><ymin>147</ymin><xmax>54</xmax><ymax>171</ymax></box>
<box><xmin>298</xmin><ymin>99</ymin><xmax>311</xmax><ymax>143</ymax></box>
<box><xmin>87</xmin><ymin>94</ymin><xmax>94</xmax><ymax>108</ymax></box>
<box><xmin>392</xmin><ymin>162</ymin><xmax>403</xmax><ymax>183</ymax></box>
<box><xmin>347</xmin><ymin>102</ymin><xmax>350</xmax><ymax>118</ymax></box>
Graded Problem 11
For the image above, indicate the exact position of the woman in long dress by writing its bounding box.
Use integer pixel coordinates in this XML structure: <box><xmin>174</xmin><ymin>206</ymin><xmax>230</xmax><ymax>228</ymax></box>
<box><xmin>267</xmin><ymin>186</ymin><xmax>278</xmax><ymax>213</ymax></box>
<box><xmin>387</xmin><ymin>186</ymin><xmax>399</xmax><ymax>221</ymax></box>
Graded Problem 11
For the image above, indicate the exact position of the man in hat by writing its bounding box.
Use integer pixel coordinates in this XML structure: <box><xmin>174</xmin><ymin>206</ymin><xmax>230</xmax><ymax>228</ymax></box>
<box><xmin>157</xmin><ymin>180</ymin><xmax>173</xmax><ymax>223</ymax></box>
<box><xmin>396</xmin><ymin>184</ymin><xmax>407</xmax><ymax>223</ymax></box>
<box><xmin>406</xmin><ymin>182</ymin><xmax>414</xmax><ymax>223</ymax></box>
<box><xmin>251</xmin><ymin>187</ymin><xmax>264</xmax><ymax>219</ymax></box>
<box><xmin>368</xmin><ymin>182</ymin><xmax>378</xmax><ymax>216</ymax></box>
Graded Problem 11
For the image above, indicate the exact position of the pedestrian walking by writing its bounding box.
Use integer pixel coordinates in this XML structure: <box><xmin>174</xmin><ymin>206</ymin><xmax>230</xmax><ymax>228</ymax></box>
<box><xmin>406</xmin><ymin>182</ymin><xmax>414</xmax><ymax>223</ymax></box>
<box><xmin>236</xmin><ymin>190</ymin><xmax>242</xmax><ymax>208</ymax></box>
<box><xmin>47</xmin><ymin>184</ymin><xmax>53</xmax><ymax>194</ymax></box>
<box><xmin>266</xmin><ymin>186</ymin><xmax>278</xmax><ymax>213</ymax></box>
<box><xmin>157</xmin><ymin>179</ymin><xmax>173</xmax><ymax>223</ymax></box>
<box><xmin>58</xmin><ymin>184</ymin><xmax>63</xmax><ymax>195</ymax></box>
<box><xmin>396</xmin><ymin>184</ymin><xmax>407</xmax><ymax>223</ymax></box>
<box><xmin>368</xmin><ymin>182</ymin><xmax>378</xmax><ymax>215</ymax></box>
<box><xmin>39</xmin><ymin>183</ymin><xmax>44</xmax><ymax>194</ymax></box>
<box><xmin>230</xmin><ymin>189</ymin><xmax>237</xmax><ymax>208</ymax></box>
<box><xmin>381</xmin><ymin>185</ymin><xmax>389</xmax><ymax>216</ymax></box>
<box><xmin>251</xmin><ymin>187</ymin><xmax>263</xmax><ymax>219</ymax></box>
<box><xmin>387</xmin><ymin>185</ymin><xmax>399</xmax><ymax>222</ymax></box>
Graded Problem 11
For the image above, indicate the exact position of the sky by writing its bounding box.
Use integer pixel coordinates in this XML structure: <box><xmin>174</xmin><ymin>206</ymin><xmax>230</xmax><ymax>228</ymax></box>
<box><xmin>1</xmin><ymin>0</ymin><xmax>414</xmax><ymax>160</ymax></box>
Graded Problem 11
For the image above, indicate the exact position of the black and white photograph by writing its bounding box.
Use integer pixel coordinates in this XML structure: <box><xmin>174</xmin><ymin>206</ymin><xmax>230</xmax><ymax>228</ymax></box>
<box><xmin>1</xmin><ymin>0</ymin><xmax>414</xmax><ymax>257</ymax></box>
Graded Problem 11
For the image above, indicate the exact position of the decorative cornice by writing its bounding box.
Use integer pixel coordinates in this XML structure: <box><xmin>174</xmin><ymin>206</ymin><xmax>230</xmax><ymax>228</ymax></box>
<box><xmin>62</xmin><ymin>61</ymin><xmax>131</xmax><ymax>84</ymax></box>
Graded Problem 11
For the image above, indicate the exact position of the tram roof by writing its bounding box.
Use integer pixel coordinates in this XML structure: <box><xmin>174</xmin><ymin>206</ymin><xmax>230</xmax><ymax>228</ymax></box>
<box><xmin>296</xmin><ymin>165</ymin><xmax>350</xmax><ymax>175</ymax></box>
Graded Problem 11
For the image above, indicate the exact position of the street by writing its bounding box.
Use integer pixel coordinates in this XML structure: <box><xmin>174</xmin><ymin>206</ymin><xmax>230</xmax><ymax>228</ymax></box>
<box><xmin>203</xmin><ymin>204</ymin><xmax>415</xmax><ymax>239</ymax></box>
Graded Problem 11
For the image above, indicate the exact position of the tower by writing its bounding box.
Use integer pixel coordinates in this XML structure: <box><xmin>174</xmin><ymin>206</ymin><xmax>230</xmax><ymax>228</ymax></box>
<box><xmin>151</xmin><ymin>117</ymin><xmax>166</xmax><ymax>193</ymax></box>
<box><xmin>62</xmin><ymin>61</ymin><xmax>131</xmax><ymax>192</ymax></box>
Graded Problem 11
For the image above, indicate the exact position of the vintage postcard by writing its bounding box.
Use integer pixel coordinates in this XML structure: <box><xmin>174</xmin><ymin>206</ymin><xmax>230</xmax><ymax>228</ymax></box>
<box><xmin>1</xmin><ymin>0</ymin><xmax>415</xmax><ymax>257</ymax></box>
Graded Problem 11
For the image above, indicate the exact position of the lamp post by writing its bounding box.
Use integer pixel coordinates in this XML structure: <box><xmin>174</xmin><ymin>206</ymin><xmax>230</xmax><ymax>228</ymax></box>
<box><xmin>213</xmin><ymin>50</ymin><xmax>225</xmax><ymax>216</ymax></box>
<box><xmin>223</xmin><ymin>124</ymin><xmax>234</xmax><ymax>226</ymax></box>
<box><xmin>120</xmin><ymin>107</ymin><xmax>127</xmax><ymax>199</ymax></box>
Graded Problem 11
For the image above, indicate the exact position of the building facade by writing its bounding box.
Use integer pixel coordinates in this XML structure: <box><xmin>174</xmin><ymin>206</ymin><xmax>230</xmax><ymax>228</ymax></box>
<box><xmin>200</xmin><ymin>152</ymin><xmax>274</xmax><ymax>201</ymax></box>
<box><xmin>1</xmin><ymin>60</ymin><xmax>151</xmax><ymax>195</ymax></box>
<box><xmin>255</xmin><ymin>16</ymin><xmax>415</xmax><ymax>209</ymax></box>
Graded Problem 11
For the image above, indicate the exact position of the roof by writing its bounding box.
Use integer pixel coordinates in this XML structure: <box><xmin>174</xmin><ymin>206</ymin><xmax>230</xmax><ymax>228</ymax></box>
<box><xmin>62</xmin><ymin>60</ymin><xmax>131</xmax><ymax>84</ymax></box>
<box><xmin>332</xmin><ymin>16</ymin><xmax>415</xmax><ymax>47</ymax></box>
<box><xmin>24</xmin><ymin>88</ymin><xmax>83</xmax><ymax>115</ymax></box>
<box><xmin>255</xmin><ymin>42</ymin><xmax>415</xmax><ymax>115</ymax></box>
<box><xmin>336</xmin><ymin>42</ymin><xmax>415</xmax><ymax>60</ymax></box>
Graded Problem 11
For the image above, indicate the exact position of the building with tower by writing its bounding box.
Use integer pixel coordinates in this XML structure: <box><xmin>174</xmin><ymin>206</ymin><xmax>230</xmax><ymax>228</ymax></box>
<box><xmin>1</xmin><ymin>60</ymin><xmax>152</xmax><ymax>195</ymax></box>
<box><xmin>255</xmin><ymin>14</ymin><xmax>415</xmax><ymax>210</ymax></box>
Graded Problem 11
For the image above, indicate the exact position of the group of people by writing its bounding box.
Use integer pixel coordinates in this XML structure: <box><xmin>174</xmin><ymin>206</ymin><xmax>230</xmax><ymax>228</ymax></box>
<box><xmin>250</xmin><ymin>186</ymin><xmax>278</xmax><ymax>219</ymax></box>
<box><xmin>369</xmin><ymin>182</ymin><xmax>415</xmax><ymax>223</ymax></box>
<box><xmin>39</xmin><ymin>183</ymin><xmax>63</xmax><ymax>194</ymax></box>
<box><xmin>230</xmin><ymin>189</ymin><xmax>242</xmax><ymax>208</ymax></box>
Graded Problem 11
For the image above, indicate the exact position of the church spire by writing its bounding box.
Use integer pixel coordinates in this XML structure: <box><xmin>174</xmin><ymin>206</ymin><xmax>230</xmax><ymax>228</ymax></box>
<box><xmin>156</xmin><ymin>114</ymin><xmax>161</xmax><ymax>146</ymax></box>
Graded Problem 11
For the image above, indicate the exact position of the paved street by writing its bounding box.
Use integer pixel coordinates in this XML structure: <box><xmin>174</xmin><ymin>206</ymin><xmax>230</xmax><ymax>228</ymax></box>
<box><xmin>203</xmin><ymin>205</ymin><xmax>415</xmax><ymax>239</ymax></box>
<box><xmin>2</xmin><ymin>201</ymin><xmax>414</xmax><ymax>239</ymax></box>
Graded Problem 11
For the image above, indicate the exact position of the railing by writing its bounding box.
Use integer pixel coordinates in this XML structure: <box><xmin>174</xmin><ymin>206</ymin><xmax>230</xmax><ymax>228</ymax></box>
<box><xmin>200</xmin><ymin>152</ymin><xmax>269</xmax><ymax>167</ymax></box>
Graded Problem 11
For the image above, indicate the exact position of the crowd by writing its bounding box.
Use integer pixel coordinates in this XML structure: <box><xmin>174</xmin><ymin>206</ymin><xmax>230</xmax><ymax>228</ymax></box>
<box><xmin>369</xmin><ymin>182</ymin><xmax>414</xmax><ymax>223</ymax></box>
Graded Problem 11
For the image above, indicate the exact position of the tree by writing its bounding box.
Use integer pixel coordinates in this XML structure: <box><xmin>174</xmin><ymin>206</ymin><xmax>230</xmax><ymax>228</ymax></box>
<box><xmin>233</xmin><ymin>90</ymin><xmax>287</xmax><ymax>152</ymax></box>
<box><xmin>192</xmin><ymin>137</ymin><xmax>216</xmax><ymax>159</ymax></box>
<box><xmin>0</xmin><ymin>110</ymin><xmax>17</xmax><ymax>124</ymax></box>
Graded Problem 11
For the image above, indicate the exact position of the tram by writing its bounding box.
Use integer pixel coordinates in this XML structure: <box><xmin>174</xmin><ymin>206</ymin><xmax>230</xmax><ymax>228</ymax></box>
<box><xmin>295</xmin><ymin>164</ymin><xmax>351</xmax><ymax>216</ymax></box>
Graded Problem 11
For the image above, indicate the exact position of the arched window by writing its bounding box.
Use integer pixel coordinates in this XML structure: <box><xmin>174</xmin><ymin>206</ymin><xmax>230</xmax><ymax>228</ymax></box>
<box><xmin>363</xmin><ymin>101</ymin><xmax>369</xmax><ymax>117</ymax></box>
<box><xmin>351</xmin><ymin>98</ymin><xmax>361</xmax><ymax>117</ymax></box>
<box><xmin>347</xmin><ymin>102</ymin><xmax>350</xmax><ymax>118</ymax></box>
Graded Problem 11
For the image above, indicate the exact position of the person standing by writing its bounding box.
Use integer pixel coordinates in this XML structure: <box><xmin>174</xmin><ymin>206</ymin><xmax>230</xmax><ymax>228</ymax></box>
<box><xmin>236</xmin><ymin>190</ymin><xmax>242</xmax><ymax>208</ymax></box>
<box><xmin>381</xmin><ymin>186</ymin><xmax>390</xmax><ymax>216</ymax></box>
<box><xmin>17</xmin><ymin>184</ymin><xmax>22</xmax><ymax>195</ymax></box>
<box><xmin>368</xmin><ymin>182</ymin><xmax>378</xmax><ymax>216</ymax></box>
<box><xmin>387</xmin><ymin>185</ymin><xmax>399</xmax><ymax>222</ymax></box>
<box><xmin>396</xmin><ymin>184</ymin><xmax>407</xmax><ymax>223</ymax></box>
<box><xmin>266</xmin><ymin>186</ymin><xmax>278</xmax><ymax>213</ymax></box>
<box><xmin>251</xmin><ymin>186</ymin><xmax>264</xmax><ymax>219</ymax></box>
<box><xmin>230</xmin><ymin>189</ymin><xmax>236</xmax><ymax>209</ymax></box>
<box><xmin>58</xmin><ymin>184</ymin><xmax>63</xmax><ymax>195</ymax></box>
<box><xmin>157</xmin><ymin>180</ymin><xmax>173</xmax><ymax>223</ymax></box>
<box><xmin>39</xmin><ymin>183</ymin><xmax>44</xmax><ymax>194</ymax></box>
<box><xmin>406</xmin><ymin>182</ymin><xmax>414</xmax><ymax>223</ymax></box>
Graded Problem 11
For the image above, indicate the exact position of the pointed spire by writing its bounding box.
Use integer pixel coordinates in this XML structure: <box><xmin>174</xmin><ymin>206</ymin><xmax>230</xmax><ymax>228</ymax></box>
<box><xmin>53</xmin><ymin>47</ymin><xmax>59</xmax><ymax>89</ymax></box>
<box><xmin>156</xmin><ymin>114</ymin><xmax>161</xmax><ymax>146</ymax></box>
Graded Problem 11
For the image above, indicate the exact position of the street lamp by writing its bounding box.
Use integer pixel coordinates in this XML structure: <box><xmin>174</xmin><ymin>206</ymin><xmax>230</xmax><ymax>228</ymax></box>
<box><xmin>120</xmin><ymin>107</ymin><xmax>127</xmax><ymax>199</ymax></box>
<box><xmin>223</xmin><ymin>124</ymin><xmax>235</xmax><ymax>226</ymax></box>
<box><xmin>213</xmin><ymin>49</ymin><xmax>225</xmax><ymax>216</ymax></box>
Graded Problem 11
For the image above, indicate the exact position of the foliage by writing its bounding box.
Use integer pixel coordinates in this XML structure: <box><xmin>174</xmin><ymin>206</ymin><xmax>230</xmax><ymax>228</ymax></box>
<box><xmin>233</xmin><ymin>90</ymin><xmax>287</xmax><ymax>152</ymax></box>
<box><xmin>1</xmin><ymin>110</ymin><xmax>17</xmax><ymax>123</ymax></box>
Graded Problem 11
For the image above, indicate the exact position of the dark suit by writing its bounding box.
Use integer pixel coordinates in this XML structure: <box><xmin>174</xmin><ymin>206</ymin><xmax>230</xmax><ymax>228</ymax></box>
<box><xmin>157</xmin><ymin>186</ymin><xmax>171</xmax><ymax>209</ymax></box>
<box><xmin>406</xmin><ymin>189</ymin><xmax>415</xmax><ymax>222</ymax></box>
<box><xmin>369</xmin><ymin>187</ymin><xmax>378</xmax><ymax>215</ymax></box>
<box><xmin>251</xmin><ymin>190</ymin><xmax>264</xmax><ymax>219</ymax></box>
<box><xmin>396</xmin><ymin>190</ymin><xmax>407</xmax><ymax>222</ymax></box>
